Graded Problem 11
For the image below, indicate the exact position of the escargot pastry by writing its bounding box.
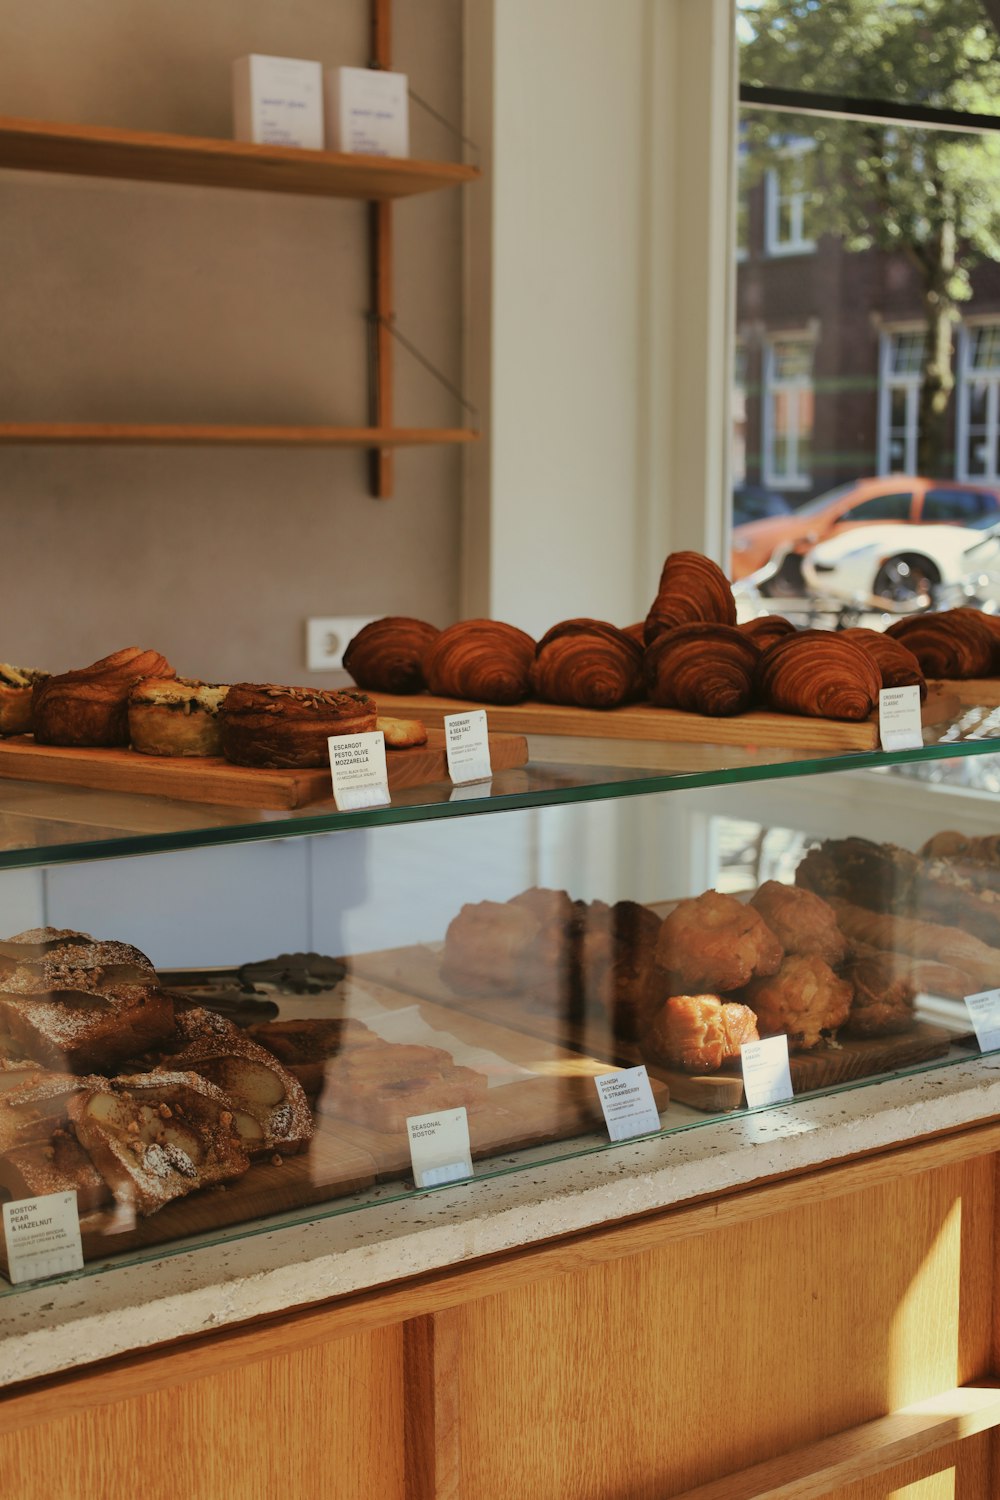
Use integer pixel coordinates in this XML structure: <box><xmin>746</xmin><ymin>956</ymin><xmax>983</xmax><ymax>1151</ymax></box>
<box><xmin>532</xmin><ymin>619</ymin><xmax>644</xmax><ymax>709</ymax></box>
<box><xmin>342</xmin><ymin>617</ymin><xmax>440</xmax><ymax>695</ymax></box>
<box><xmin>423</xmin><ymin>619</ymin><xmax>536</xmax><ymax>705</ymax></box>
<box><xmin>219</xmin><ymin>683</ymin><xmax>378</xmax><ymax>769</ymax></box>
<box><xmin>645</xmin><ymin>622</ymin><xmax>759</xmax><ymax>716</ymax></box>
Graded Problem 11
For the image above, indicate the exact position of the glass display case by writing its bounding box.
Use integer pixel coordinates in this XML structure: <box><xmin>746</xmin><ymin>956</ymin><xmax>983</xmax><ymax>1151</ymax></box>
<box><xmin>3</xmin><ymin>704</ymin><xmax>1000</xmax><ymax>1301</ymax></box>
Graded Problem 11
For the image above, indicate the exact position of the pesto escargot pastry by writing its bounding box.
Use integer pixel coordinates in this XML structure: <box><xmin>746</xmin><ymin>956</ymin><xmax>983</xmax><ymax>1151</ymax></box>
<box><xmin>128</xmin><ymin>678</ymin><xmax>230</xmax><ymax>757</ymax></box>
<box><xmin>0</xmin><ymin>664</ymin><xmax>50</xmax><ymax>736</ymax></box>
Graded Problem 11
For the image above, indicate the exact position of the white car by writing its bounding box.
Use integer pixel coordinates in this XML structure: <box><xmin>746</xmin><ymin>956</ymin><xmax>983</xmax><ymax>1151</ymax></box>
<box><xmin>801</xmin><ymin>516</ymin><xmax>1000</xmax><ymax>605</ymax></box>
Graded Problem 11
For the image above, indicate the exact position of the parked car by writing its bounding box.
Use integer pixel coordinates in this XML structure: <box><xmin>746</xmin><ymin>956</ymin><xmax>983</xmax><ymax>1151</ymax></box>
<box><xmin>802</xmin><ymin>513</ymin><xmax>1000</xmax><ymax>605</ymax></box>
<box><xmin>732</xmin><ymin>483</ymin><xmax>793</xmax><ymax>528</ymax></box>
<box><xmin>730</xmin><ymin>476</ymin><xmax>1000</xmax><ymax>592</ymax></box>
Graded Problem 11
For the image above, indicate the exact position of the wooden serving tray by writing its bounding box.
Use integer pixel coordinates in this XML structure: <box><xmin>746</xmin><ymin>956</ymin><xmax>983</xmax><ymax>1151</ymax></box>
<box><xmin>373</xmin><ymin>684</ymin><xmax>959</xmax><ymax>755</ymax></box>
<box><xmin>0</xmin><ymin>728</ymin><xmax>529</xmax><ymax>811</ymax></box>
<box><xmin>349</xmin><ymin>943</ymin><xmax>954</xmax><ymax>1113</ymax></box>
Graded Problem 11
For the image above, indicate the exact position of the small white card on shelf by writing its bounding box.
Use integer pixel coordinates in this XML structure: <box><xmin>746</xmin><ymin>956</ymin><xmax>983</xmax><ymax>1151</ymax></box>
<box><xmin>449</xmin><ymin>779</ymin><xmax>494</xmax><ymax>803</ymax></box>
<box><xmin>444</xmin><ymin>710</ymin><xmax>493</xmax><ymax>785</ymax></box>
<box><xmin>965</xmin><ymin>989</ymin><xmax>1000</xmax><ymax>1053</ymax></box>
<box><xmin>406</xmin><ymin>1107</ymin><xmax>473</xmax><ymax>1189</ymax></box>
<box><xmin>879</xmin><ymin>685</ymin><xmax>923</xmax><ymax>752</ymax></box>
<box><xmin>594</xmin><ymin>1067</ymin><xmax>661</xmax><ymax>1143</ymax></box>
<box><xmin>325</xmin><ymin>66</ymin><xmax>409</xmax><ymax>156</ymax></box>
<box><xmin>741</xmin><ymin>1035</ymin><xmax>794</xmax><ymax>1109</ymax></box>
<box><xmin>3</xmin><ymin>1192</ymin><xmax>83</xmax><ymax>1285</ymax></box>
<box><xmin>232</xmin><ymin>55</ymin><xmax>325</xmax><ymax>150</ymax></box>
<box><xmin>328</xmin><ymin>731</ymin><xmax>390</xmax><ymax>811</ymax></box>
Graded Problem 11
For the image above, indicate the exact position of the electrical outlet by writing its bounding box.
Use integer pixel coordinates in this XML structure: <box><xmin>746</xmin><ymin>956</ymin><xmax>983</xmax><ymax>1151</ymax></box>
<box><xmin>306</xmin><ymin>616</ymin><xmax>378</xmax><ymax>672</ymax></box>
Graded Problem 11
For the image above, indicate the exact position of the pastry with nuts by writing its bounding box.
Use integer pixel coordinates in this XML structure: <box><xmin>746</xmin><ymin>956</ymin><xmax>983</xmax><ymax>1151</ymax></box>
<box><xmin>219</xmin><ymin>682</ymin><xmax>378</xmax><ymax>769</ymax></box>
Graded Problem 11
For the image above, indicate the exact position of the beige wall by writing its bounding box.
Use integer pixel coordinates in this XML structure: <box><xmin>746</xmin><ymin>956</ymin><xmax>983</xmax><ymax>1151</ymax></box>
<box><xmin>0</xmin><ymin>0</ymin><xmax>465</xmax><ymax>684</ymax></box>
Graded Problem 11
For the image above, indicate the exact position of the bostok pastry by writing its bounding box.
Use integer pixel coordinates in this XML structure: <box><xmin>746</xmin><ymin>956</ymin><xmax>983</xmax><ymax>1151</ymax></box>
<box><xmin>219</xmin><ymin>683</ymin><xmax>377</xmax><ymax>769</ymax></box>
<box><xmin>645</xmin><ymin>623</ymin><xmax>759</xmax><ymax>716</ymax></box>
<box><xmin>0</xmin><ymin>664</ymin><xmax>50</xmax><ymax>735</ymax></box>
<box><xmin>33</xmin><ymin>647</ymin><xmax>175</xmax><ymax>747</ymax></box>
<box><xmin>754</xmin><ymin>631</ymin><xmax>881</xmax><ymax>721</ymax></box>
<box><xmin>423</xmin><ymin>620</ymin><xmax>536</xmax><ymax>704</ymax></box>
<box><xmin>532</xmin><ymin>619</ymin><xmax>644</xmax><ymax>709</ymax></box>
<box><xmin>644</xmin><ymin>552</ymin><xmax>737</xmax><ymax>644</ymax></box>
<box><xmin>343</xmin><ymin>617</ymin><xmax>441</xmax><ymax>694</ymax></box>
<box><xmin>128</xmin><ymin>678</ymin><xmax>230</xmax><ymax>757</ymax></box>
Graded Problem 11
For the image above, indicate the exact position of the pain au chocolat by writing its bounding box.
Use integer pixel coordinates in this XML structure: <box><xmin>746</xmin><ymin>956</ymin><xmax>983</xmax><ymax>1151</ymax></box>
<box><xmin>423</xmin><ymin>619</ymin><xmax>536</xmax><ymax>705</ymax></box>
<box><xmin>33</xmin><ymin>647</ymin><xmax>175</xmax><ymax>748</ymax></box>
<box><xmin>219</xmin><ymin>683</ymin><xmax>377</xmax><ymax>769</ymax></box>
<box><xmin>645</xmin><ymin>622</ymin><xmax>759</xmax><ymax>716</ymax></box>
<box><xmin>754</xmin><ymin>630</ymin><xmax>882</xmax><ymax>721</ymax></box>
<box><xmin>0</xmin><ymin>664</ymin><xmax>50</xmax><ymax>736</ymax></box>
<box><xmin>343</xmin><ymin>617</ymin><xmax>441</xmax><ymax>694</ymax></box>
<box><xmin>532</xmin><ymin>619</ymin><xmax>644</xmax><ymax>709</ymax></box>
<box><xmin>644</xmin><ymin>552</ymin><xmax>737</xmax><ymax>644</ymax></box>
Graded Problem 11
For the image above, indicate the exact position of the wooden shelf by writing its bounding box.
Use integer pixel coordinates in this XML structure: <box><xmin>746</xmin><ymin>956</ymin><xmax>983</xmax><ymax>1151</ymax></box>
<box><xmin>0</xmin><ymin>422</ymin><xmax>479</xmax><ymax>448</ymax></box>
<box><xmin>0</xmin><ymin>115</ymin><xmax>480</xmax><ymax>200</ymax></box>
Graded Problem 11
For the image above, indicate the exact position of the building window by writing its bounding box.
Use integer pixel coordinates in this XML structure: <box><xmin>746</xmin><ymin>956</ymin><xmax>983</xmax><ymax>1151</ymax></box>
<box><xmin>958</xmin><ymin>324</ymin><xmax>1000</xmax><ymax>481</ymax></box>
<box><xmin>732</xmin><ymin>343</ymin><xmax>748</xmax><ymax>485</ymax></box>
<box><xmin>878</xmin><ymin>329</ymin><xmax>925</xmax><ymax>475</ymax></box>
<box><xmin>763</xmin><ymin>337</ymin><xmax>813</xmax><ymax>488</ymax></box>
<box><xmin>764</xmin><ymin>148</ymin><xmax>815</xmax><ymax>257</ymax></box>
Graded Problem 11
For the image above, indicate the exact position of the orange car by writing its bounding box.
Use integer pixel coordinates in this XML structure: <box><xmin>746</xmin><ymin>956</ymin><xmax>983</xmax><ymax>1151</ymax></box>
<box><xmin>730</xmin><ymin>475</ymin><xmax>1000</xmax><ymax>591</ymax></box>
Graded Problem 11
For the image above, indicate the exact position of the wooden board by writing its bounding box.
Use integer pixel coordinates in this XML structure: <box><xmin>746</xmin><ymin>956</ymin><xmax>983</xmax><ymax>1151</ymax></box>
<box><xmin>349</xmin><ymin>943</ymin><xmax>954</xmax><ymax>1114</ymax></box>
<box><xmin>374</xmin><ymin>683</ymin><xmax>959</xmax><ymax>754</ymax></box>
<box><xmin>929</xmin><ymin>676</ymin><xmax>1000</xmax><ymax>708</ymax></box>
<box><xmin>0</xmin><ymin>728</ymin><xmax>528</xmax><ymax>811</ymax></box>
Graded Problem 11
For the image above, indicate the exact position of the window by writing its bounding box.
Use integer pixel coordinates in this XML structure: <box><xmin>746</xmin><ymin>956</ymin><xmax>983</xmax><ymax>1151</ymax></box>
<box><xmin>878</xmin><ymin>330</ymin><xmax>925</xmax><ymax>475</ymax></box>
<box><xmin>764</xmin><ymin>147</ymin><xmax>815</xmax><ymax>257</ymax></box>
<box><xmin>922</xmin><ymin>486</ymin><xmax>1000</xmax><ymax>522</ymax></box>
<box><xmin>763</xmin><ymin>338</ymin><xmax>813</xmax><ymax>488</ymax></box>
<box><xmin>958</xmin><ymin>324</ymin><xmax>1000</xmax><ymax>481</ymax></box>
<box><xmin>835</xmin><ymin>492</ymin><xmax>914</xmax><ymax>524</ymax></box>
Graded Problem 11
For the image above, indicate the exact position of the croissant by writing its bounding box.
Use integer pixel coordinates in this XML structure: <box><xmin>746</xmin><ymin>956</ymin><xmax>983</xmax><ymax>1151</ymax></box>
<box><xmin>342</xmin><ymin>616</ymin><xmax>440</xmax><ymax>695</ymax></box>
<box><xmin>738</xmin><ymin>615</ymin><xmax>796</xmax><ymax>651</ymax></box>
<box><xmin>622</xmin><ymin>622</ymin><xmax>646</xmax><ymax>648</ymax></box>
<box><xmin>33</xmin><ymin>647</ymin><xmax>176</xmax><ymax>747</ymax></box>
<box><xmin>532</xmin><ymin>619</ymin><xmax>644</xmax><ymax>709</ymax></box>
<box><xmin>219</xmin><ymin>683</ymin><xmax>378</xmax><ymax>768</ymax></box>
<box><xmin>645</xmin><ymin>623</ymin><xmax>759</xmax><ymax>716</ymax></box>
<box><xmin>885</xmin><ymin>609</ymin><xmax>996</xmax><ymax>679</ymax></box>
<box><xmin>755</xmin><ymin>630</ymin><xmax>881</xmax><ymax>721</ymax></box>
<box><xmin>644</xmin><ymin>552</ymin><xmax>737</xmax><ymax>644</ymax></box>
<box><xmin>839</xmin><ymin>628</ymin><xmax>927</xmax><ymax>699</ymax></box>
<box><xmin>423</xmin><ymin>619</ymin><xmax>536</xmax><ymax>704</ymax></box>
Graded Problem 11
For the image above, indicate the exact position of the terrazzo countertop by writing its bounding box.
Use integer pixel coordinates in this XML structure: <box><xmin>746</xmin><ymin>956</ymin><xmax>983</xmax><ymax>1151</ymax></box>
<box><xmin>4</xmin><ymin>1052</ymin><xmax>1000</xmax><ymax>1390</ymax></box>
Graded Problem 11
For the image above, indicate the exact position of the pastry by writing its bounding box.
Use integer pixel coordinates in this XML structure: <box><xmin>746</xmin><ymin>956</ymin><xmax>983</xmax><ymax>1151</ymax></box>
<box><xmin>838</xmin><ymin>628</ymin><xmax>927</xmax><ymax>699</ymax></box>
<box><xmin>749</xmin><ymin>881</ymin><xmax>847</xmax><ymax>966</ymax></box>
<box><xmin>246</xmin><ymin>1017</ymin><xmax>379</xmax><ymax>1095</ymax></box>
<box><xmin>741</xmin><ymin>955</ymin><xmax>853</xmax><ymax>1050</ymax></box>
<box><xmin>128</xmin><ymin>678</ymin><xmax>230</xmax><ymax>757</ymax></box>
<box><xmin>839</xmin><ymin>951</ymin><xmax>916</xmax><ymax>1038</ymax></box>
<box><xmin>755</xmin><ymin>630</ymin><xmax>882</xmax><ymax>721</ymax></box>
<box><xmin>69</xmin><ymin>1071</ymin><xmax>250</xmax><ymax>1216</ymax></box>
<box><xmin>0</xmin><ymin>1132</ymin><xmax>111</xmax><ymax>1213</ymax></box>
<box><xmin>423</xmin><ymin>620</ymin><xmax>536</xmax><ymax>705</ymax></box>
<box><xmin>645</xmin><ymin>623</ymin><xmax>759</xmax><ymax>716</ymax></box>
<box><xmin>342</xmin><ymin>616</ymin><xmax>440</xmax><ymax>694</ymax></box>
<box><xmin>377</xmin><ymin>715</ymin><xmax>428</xmax><ymax>749</ymax></box>
<box><xmin>532</xmin><ymin>619</ymin><xmax>644</xmax><ymax>709</ymax></box>
<box><xmin>0</xmin><ymin>1072</ymin><xmax>93</xmax><ymax>1153</ymax></box>
<box><xmin>168</xmin><ymin>1027</ymin><xmax>313</xmax><ymax>1157</ymax></box>
<box><xmin>219</xmin><ymin>683</ymin><xmax>377</xmax><ymax>769</ymax></box>
<box><xmin>641</xmin><ymin>994</ymin><xmax>759</xmax><ymax>1073</ymax></box>
<box><xmin>0</xmin><ymin>664</ymin><xmax>50</xmax><ymax>735</ymax></box>
<box><xmin>318</xmin><ymin>1040</ymin><xmax>488</xmax><ymax>1135</ymax></box>
<box><xmin>654</xmin><ymin>889</ymin><xmax>783</xmax><ymax>994</ymax></box>
<box><xmin>738</xmin><ymin>616</ymin><xmax>796</xmax><ymax>651</ymax></box>
<box><xmin>0</xmin><ymin>975</ymin><xmax>175</xmax><ymax>1073</ymax></box>
<box><xmin>33</xmin><ymin>647</ymin><xmax>175</xmax><ymax>747</ymax></box>
<box><xmin>524</xmin><ymin>898</ymin><xmax>595</xmax><ymax>1019</ymax></box>
<box><xmin>884</xmin><ymin>609</ymin><xmax>996</xmax><ymax>679</ymax></box>
<box><xmin>442</xmin><ymin>900</ymin><xmax>543</xmax><ymax>996</ymax></box>
<box><xmin>644</xmin><ymin>553</ymin><xmax>737</xmax><ymax>643</ymax></box>
<box><xmin>583</xmin><ymin>900</ymin><xmax>662</xmax><ymax>1040</ymax></box>
<box><xmin>0</xmin><ymin>927</ymin><xmax>95</xmax><ymax>963</ymax></box>
<box><xmin>825</xmin><ymin>897</ymin><xmax>1000</xmax><ymax>994</ymax></box>
<box><xmin>920</xmin><ymin>832</ymin><xmax>1000</xmax><ymax>865</ymax></box>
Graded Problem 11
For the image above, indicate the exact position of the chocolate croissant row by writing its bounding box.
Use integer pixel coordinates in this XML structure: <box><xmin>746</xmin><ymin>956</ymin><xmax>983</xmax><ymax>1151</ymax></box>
<box><xmin>423</xmin><ymin>619</ymin><xmax>536</xmax><ymax>704</ymax></box>
<box><xmin>755</xmin><ymin>631</ymin><xmax>882</xmax><ymax>721</ymax></box>
<box><xmin>343</xmin><ymin>617</ymin><xmax>440</xmax><ymax>695</ymax></box>
<box><xmin>885</xmin><ymin>608</ymin><xmax>997</xmax><ymax>679</ymax></box>
<box><xmin>532</xmin><ymin>619</ymin><xmax>643</xmax><ymax>709</ymax></box>
<box><xmin>33</xmin><ymin>648</ymin><xmax>176</xmax><ymax>747</ymax></box>
<box><xmin>644</xmin><ymin>552</ymin><xmax>737</xmax><ymax>644</ymax></box>
<box><xmin>645</xmin><ymin>623</ymin><xmax>760</xmax><ymax>716</ymax></box>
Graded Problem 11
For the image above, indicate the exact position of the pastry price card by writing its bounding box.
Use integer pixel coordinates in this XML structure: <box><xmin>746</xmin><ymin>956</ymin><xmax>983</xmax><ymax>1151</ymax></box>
<box><xmin>444</xmin><ymin>710</ymin><xmax>493</xmax><ymax>785</ymax></box>
<box><xmin>879</xmin><ymin>685</ymin><xmax>923</xmax><ymax>752</ymax></box>
<box><xmin>2</xmin><ymin>1192</ymin><xmax>83</xmax><ymax>1284</ymax></box>
<box><xmin>741</xmin><ymin>1035</ymin><xmax>794</xmax><ymax>1108</ymax></box>
<box><xmin>965</xmin><ymin>989</ymin><xmax>1000</xmax><ymax>1053</ymax></box>
<box><xmin>594</xmin><ymin>1067</ymin><xmax>661</xmax><ymax>1142</ymax></box>
<box><xmin>406</xmin><ymin>1107</ymin><xmax>474</xmax><ymax>1189</ymax></box>
<box><xmin>328</xmin><ymin>730</ymin><xmax>390</xmax><ymax>811</ymax></box>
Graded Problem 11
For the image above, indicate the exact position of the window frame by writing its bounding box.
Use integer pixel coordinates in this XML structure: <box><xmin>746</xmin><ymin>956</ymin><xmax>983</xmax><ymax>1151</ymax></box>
<box><xmin>762</xmin><ymin>333</ymin><xmax>815</xmax><ymax>490</ymax></box>
<box><xmin>877</xmin><ymin>327</ymin><xmax>925</xmax><ymax>476</ymax></box>
<box><xmin>957</xmin><ymin>321</ymin><xmax>1000</xmax><ymax>483</ymax></box>
<box><xmin>763</xmin><ymin>143</ymin><xmax>816</xmax><ymax>258</ymax></box>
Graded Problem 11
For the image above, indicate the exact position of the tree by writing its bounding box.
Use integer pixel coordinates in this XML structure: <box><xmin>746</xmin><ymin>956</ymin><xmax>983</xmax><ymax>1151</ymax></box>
<box><xmin>740</xmin><ymin>0</ymin><xmax>1000</xmax><ymax>475</ymax></box>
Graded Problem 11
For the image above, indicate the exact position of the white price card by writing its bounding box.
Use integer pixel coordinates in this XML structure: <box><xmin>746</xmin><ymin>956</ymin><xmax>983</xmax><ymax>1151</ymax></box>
<box><xmin>964</xmin><ymin>989</ymin><xmax>1000</xmax><ymax>1053</ymax></box>
<box><xmin>3</xmin><ymin>1192</ymin><xmax>83</xmax><ymax>1285</ymax></box>
<box><xmin>444</xmin><ymin>710</ymin><xmax>493</xmax><ymax>785</ymax></box>
<box><xmin>594</xmin><ymin>1066</ymin><xmax>662</xmax><ymax>1143</ymax></box>
<box><xmin>741</xmin><ymin>1035</ymin><xmax>794</xmax><ymax>1109</ymax></box>
<box><xmin>328</xmin><ymin>730</ymin><xmax>390</xmax><ymax>812</ymax></box>
<box><xmin>879</xmin><ymin>684</ymin><xmax>923</xmax><ymax>752</ymax></box>
<box><xmin>406</xmin><ymin>1107</ymin><xmax>473</xmax><ymax>1190</ymax></box>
